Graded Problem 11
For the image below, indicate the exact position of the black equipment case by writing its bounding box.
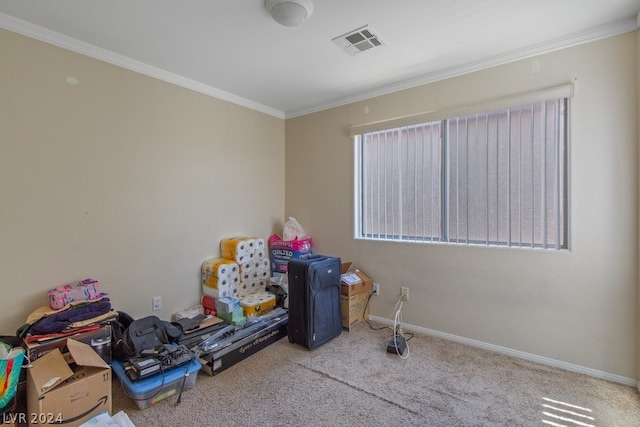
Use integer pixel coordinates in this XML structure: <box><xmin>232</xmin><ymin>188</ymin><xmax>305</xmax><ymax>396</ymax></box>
<box><xmin>287</xmin><ymin>255</ymin><xmax>342</xmax><ymax>349</ymax></box>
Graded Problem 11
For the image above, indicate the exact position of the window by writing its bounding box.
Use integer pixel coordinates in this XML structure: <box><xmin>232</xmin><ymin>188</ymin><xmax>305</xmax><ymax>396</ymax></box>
<box><xmin>354</xmin><ymin>89</ymin><xmax>569</xmax><ymax>250</ymax></box>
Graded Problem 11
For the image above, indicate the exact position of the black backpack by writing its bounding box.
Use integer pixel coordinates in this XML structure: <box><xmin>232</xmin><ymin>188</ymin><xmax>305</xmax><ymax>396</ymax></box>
<box><xmin>112</xmin><ymin>314</ymin><xmax>181</xmax><ymax>361</ymax></box>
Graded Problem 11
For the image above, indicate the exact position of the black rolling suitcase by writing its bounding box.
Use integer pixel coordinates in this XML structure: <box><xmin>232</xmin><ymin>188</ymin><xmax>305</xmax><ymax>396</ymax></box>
<box><xmin>287</xmin><ymin>255</ymin><xmax>342</xmax><ymax>349</ymax></box>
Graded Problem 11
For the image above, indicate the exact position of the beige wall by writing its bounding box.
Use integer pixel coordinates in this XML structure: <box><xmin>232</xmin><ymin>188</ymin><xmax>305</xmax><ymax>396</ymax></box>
<box><xmin>0</xmin><ymin>28</ymin><xmax>285</xmax><ymax>331</ymax></box>
<box><xmin>1</xmin><ymin>25</ymin><xmax>638</xmax><ymax>381</ymax></box>
<box><xmin>286</xmin><ymin>33</ymin><xmax>639</xmax><ymax>379</ymax></box>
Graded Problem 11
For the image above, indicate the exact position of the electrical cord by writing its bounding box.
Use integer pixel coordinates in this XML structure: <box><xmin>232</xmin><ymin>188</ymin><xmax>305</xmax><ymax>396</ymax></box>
<box><xmin>392</xmin><ymin>297</ymin><xmax>410</xmax><ymax>360</ymax></box>
<box><xmin>364</xmin><ymin>292</ymin><xmax>389</xmax><ymax>331</ymax></box>
<box><xmin>364</xmin><ymin>290</ymin><xmax>413</xmax><ymax>358</ymax></box>
<box><xmin>175</xmin><ymin>351</ymin><xmax>196</xmax><ymax>405</ymax></box>
<box><xmin>363</xmin><ymin>290</ymin><xmax>394</xmax><ymax>332</ymax></box>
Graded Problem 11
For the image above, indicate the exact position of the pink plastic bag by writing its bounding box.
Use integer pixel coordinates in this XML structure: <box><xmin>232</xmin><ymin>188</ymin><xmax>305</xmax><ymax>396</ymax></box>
<box><xmin>268</xmin><ymin>234</ymin><xmax>312</xmax><ymax>274</ymax></box>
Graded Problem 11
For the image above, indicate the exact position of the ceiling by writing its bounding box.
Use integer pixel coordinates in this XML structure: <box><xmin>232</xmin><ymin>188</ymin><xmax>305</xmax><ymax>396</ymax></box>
<box><xmin>1</xmin><ymin>1</ymin><xmax>639</xmax><ymax>118</ymax></box>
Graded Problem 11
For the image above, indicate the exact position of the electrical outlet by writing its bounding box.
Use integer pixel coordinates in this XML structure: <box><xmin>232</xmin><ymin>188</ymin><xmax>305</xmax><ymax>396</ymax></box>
<box><xmin>152</xmin><ymin>295</ymin><xmax>162</xmax><ymax>311</ymax></box>
<box><xmin>400</xmin><ymin>287</ymin><xmax>409</xmax><ymax>302</ymax></box>
<box><xmin>372</xmin><ymin>282</ymin><xmax>380</xmax><ymax>296</ymax></box>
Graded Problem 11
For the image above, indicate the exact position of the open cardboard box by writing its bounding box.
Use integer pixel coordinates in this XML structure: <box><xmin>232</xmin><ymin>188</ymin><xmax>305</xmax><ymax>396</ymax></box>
<box><xmin>340</xmin><ymin>262</ymin><xmax>373</xmax><ymax>331</ymax></box>
<box><xmin>340</xmin><ymin>262</ymin><xmax>373</xmax><ymax>297</ymax></box>
<box><xmin>26</xmin><ymin>339</ymin><xmax>111</xmax><ymax>427</ymax></box>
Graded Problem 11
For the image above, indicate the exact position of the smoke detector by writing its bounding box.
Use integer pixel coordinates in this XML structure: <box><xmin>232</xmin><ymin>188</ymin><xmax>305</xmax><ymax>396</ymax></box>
<box><xmin>265</xmin><ymin>0</ymin><xmax>314</xmax><ymax>27</ymax></box>
<box><xmin>332</xmin><ymin>25</ymin><xmax>384</xmax><ymax>56</ymax></box>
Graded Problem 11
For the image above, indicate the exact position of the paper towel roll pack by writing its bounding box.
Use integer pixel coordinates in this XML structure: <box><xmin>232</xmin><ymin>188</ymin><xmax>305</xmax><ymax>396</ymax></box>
<box><xmin>239</xmin><ymin>291</ymin><xmax>276</xmax><ymax>318</ymax></box>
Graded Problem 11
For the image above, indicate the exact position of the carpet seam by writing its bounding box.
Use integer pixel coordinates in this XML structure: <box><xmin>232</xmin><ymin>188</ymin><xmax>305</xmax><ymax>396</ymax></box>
<box><xmin>291</xmin><ymin>360</ymin><xmax>425</xmax><ymax>418</ymax></box>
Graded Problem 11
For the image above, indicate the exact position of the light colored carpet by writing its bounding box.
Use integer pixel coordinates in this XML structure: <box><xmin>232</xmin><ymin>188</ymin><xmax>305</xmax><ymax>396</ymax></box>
<box><xmin>111</xmin><ymin>321</ymin><xmax>640</xmax><ymax>426</ymax></box>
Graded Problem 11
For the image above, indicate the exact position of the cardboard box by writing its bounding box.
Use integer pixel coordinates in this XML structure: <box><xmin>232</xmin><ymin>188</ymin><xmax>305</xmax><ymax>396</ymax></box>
<box><xmin>26</xmin><ymin>339</ymin><xmax>111</xmax><ymax>427</ymax></box>
<box><xmin>199</xmin><ymin>316</ymin><xmax>287</xmax><ymax>376</ymax></box>
<box><xmin>217</xmin><ymin>308</ymin><xmax>247</xmax><ymax>326</ymax></box>
<box><xmin>339</xmin><ymin>262</ymin><xmax>373</xmax><ymax>330</ymax></box>
<box><xmin>25</xmin><ymin>324</ymin><xmax>112</xmax><ymax>365</ymax></box>
<box><xmin>341</xmin><ymin>291</ymin><xmax>371</xmax><ymax>332</ymax></box>
<box><xmin>340</xmin><ymin>262</ymin><xmax>373</xmax><ymax>297</ymax></box>
<box><xmin>216</xmin><ymin>297</ymin><xmax>241</xmax><ymax>313</ymax></box>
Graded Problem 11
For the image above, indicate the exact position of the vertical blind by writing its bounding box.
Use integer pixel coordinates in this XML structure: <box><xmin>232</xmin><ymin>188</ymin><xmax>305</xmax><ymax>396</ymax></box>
<box><xmin>354</xmin><ymin>85</ymin><xmax>570</xmax><ymax>249</ymax></box>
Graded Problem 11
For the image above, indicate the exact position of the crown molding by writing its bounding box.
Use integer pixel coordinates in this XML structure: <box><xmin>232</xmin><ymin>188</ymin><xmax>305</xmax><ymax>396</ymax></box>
<box><xmin>0</xmin><ymin>12</ymin><xmax>285</xmax><ymax>119</ymax></box>
<box><xmin>285</xmin><ymin>16</ymin><xmax>639</xmax><ymax>118</ymax></box>
<box><xmin>1</xmin><ymin>12</ymin><xmax>636</xmax><ymax>121</ymax></box>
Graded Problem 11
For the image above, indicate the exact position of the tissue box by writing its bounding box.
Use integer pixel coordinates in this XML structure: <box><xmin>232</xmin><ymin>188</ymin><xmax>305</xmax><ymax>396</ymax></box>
<box><xmin>216</xmin><ymin>297</ymin><xmax>241</xmax><ymax>313</ymax></box>
<box><xmin>217</xmin><ymin>308</ymin><xmax>246</xmax><ymax>326</ymax></box>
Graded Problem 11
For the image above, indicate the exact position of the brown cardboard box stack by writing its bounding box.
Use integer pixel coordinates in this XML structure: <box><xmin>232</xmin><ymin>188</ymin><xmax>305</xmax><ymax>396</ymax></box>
<box><xmin>340</xmin><ymin>263</ymin><xmax>373</xmax><ymax>331</ymax></box>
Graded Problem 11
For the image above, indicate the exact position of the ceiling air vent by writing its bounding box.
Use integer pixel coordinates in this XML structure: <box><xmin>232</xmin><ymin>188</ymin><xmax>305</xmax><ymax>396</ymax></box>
<box><xmin>332</xmin><ymin>25</ymin><xmax>384</xmax><ymax>56</ymax></box>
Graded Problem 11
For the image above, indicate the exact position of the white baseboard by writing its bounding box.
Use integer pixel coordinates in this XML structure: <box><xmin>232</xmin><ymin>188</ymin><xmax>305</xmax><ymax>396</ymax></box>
<box><xmin>368</xmin><ymin>315</ymin><xmax>637</xmax><ymax>387</ymax></box>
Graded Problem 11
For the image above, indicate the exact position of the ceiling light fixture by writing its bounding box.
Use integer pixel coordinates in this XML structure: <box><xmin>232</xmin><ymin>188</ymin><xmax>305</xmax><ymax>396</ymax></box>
<box><xmin>265</xmin><ymin>0</ymin><xmax>314</xmax><ymax>27</ymax></box>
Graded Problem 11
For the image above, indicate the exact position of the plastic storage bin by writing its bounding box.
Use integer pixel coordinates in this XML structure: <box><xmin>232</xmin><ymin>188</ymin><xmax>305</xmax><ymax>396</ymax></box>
<box><xmin>112</xmin><ymin>358</ymin><xmax>201</xmax><ymax>409</ymax></box>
